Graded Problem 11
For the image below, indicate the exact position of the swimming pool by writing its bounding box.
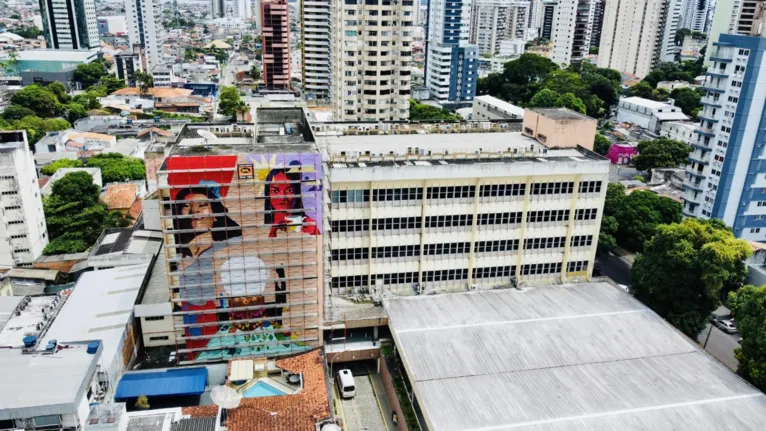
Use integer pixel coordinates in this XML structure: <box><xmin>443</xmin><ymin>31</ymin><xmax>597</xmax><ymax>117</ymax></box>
<box><xmin>242</xmin><ymin>381</ymin><xmax>287</xmax><ymax>398</ymax></box>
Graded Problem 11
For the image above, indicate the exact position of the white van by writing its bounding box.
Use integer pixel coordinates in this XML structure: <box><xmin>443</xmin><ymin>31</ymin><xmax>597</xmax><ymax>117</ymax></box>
<box><xmin>336</xmin><ymin>369</ymin><xmax>356</xmax><ymax>399</ymax></box>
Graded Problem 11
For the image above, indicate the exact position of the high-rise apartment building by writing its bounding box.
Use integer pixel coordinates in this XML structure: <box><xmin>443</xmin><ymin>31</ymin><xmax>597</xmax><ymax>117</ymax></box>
<box><xmin>551</xmin><ymin>0</ymin><xmax>596</xmax><ymax>66</ymax></box>
<box><xmin>38</xmin><ymin>0</ymin><xmax>99</xmax><ymax>49</ymax></box>
<box><xmin>736</xmin><ymin>0</ymin><xmax>766</xmax><ymax>34</ymax></box>
<box><xmin>262</xmin><ymin>0</ymin><xmax>290</xmax><ymax>90</ymax></box>
<box><xmin>540</xmin><ymin>0</ymin><xmax>558</xmax><ymax>40</ymax></box>
<box><xmin>115</xmin><ymin>51</ymin><xmax>142</xmax><ymax>87</ymax></box>
<box><xmin>529</xmin><ymin>0</ymin><xmax>544</xmax><ymax>31</ymax></box>
<box><xmin>469</xmin><ymin>0</ymin><xmax>529</xmax><ymax>56</ymax></box>
<box><xmin>125</xmin><ymin>0</ymin><xmax>164</xmax><ymax>70</ymax></box>
<box><xmin>325</xmin><ymin>128</ymin><xmax>608</xmax><ymax>294</ymax></box>
<box><xmin>330</xmin><ymin>0</ymin><xmax>415</xmax><ymax>121</ymax></box>
<box><xmin>598</xmin><ymin>0</ymin><xmax>680</xmax><ymax>77</ymax></box>
<box><xmin>233</xmin><ymin>0</ymin><xmax>252</xmax><ymax>19</ymax></box>
<box><xmin>301</xmin><ymin>0</ymin><xmax>331</xmax><ymax>100</ymax></box>
<box><xmin>426</xmin><ymin>0</ymin><xmax>479</xmax><ymax>103</ymax></box>
<box><xmin>705</xmin><ymin>0</ymin><xmax>743</xmax><ymax>65</ymax></box>
<box><xmin>210</xmin><ymin>0</ymin><xmax>225</xmax><ymax>18</ymax></box>
<box><xmin>683</xmin><ymin>35</ymin><xmax>766</xmax><ymax>240</ymax></box>
<box><xmin>590</xmin><ymin>0</ymin><xmax>605</xmax><ymax>48</ymax></box>
<box><xmin>680</xmin><ymin>0</ymin><xmax>714</xmax><ymax>31</ymax></box>
<box><xmin>0</xmin><ymin>131</ymin><xmax>48</xmax><ymax>269</ymax></box>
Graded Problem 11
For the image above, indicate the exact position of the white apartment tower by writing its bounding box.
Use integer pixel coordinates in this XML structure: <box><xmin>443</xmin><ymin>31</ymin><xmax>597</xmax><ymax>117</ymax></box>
<box><xmin>126</xmin><ymin>0</ymin><xmax>164</xmax><ymax>70</ymax></box>
<box><xmin>0</xmin><ymin>131</ymin><xmax>48</xmax><ymax>268</ymax></box>
<box><xmin>598</xmin><ymin>0</ymin><xmax>681</xmax><ymax>77</ymax></box>
<box><xmin>210</xmin><ymin>0</ymin><xmax>225</xmax><ymax>18</ymax></box>
<box><xmin>469</xmin><ymin>0</ymin><xmax>529</xmax><ymax>56</ymax></box>
<box><xmin>233</xmin><ymin>0</ymin><xmax>252</xmax><ymax>19</ymax></box>
<box><xmin>302</xmin><ymin>0</ymin><xmax>332</xmax><ymax>100</ymax></box>
<box><xmin>330</xmin><ymin>0</ymin><xmax>415</xmax><ymax>121</ymax></box>
<box><xmin>680</xmin><ymin>0</ymin><xmax>714</xmax><ymax>31</ymax></box>
<box><xmin>38</xmin><ymin>0</ymin><xmax>99</xmax><ymax>49</ymax></box>
<box><xmin>551</xmin><ymin>0</ymin><xmax>596</xmax><ymax>66</ymax></box>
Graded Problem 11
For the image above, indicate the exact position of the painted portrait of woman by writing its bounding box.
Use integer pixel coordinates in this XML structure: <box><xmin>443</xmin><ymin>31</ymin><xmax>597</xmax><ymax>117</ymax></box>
<box><xmin>264</xmin><ymin>163</ymin><xmax>320</xmax><ymax>238</ymax></box>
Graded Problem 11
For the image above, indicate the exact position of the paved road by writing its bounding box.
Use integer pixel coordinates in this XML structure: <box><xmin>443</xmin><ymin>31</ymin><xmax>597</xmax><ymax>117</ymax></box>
<box><xmin>698</xmin><ymin>323</ymin><xmax>740</xmax><ymax>371</ymax></box>
<box><xmin>595</xmin><ymin>252</ymin><xmax>632</xmax><ymax>286</ymax></box>
<box><xmin>609</xmin><ymin>164</ymin><xmax>642</xmax><ymax>183</ymax></box>
<box><xmin>340</xmin><ymin>375</ymin><xmax>387</xmax><ymax>431</ymax></box>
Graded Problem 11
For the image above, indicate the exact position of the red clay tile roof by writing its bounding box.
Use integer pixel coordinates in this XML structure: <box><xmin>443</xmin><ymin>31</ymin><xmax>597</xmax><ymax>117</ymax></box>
<box><xmin>226</xmin><ymin>350</ymin><xmax>331</xmax><ymax>431</ymax></box>
<box><xmin>102</xmin><ymin>183</ymin><xmax>138</xmax><ymax>210</ymax></box>
<box><xmin>129</xmin><ymin>198</ymin><xmax>142</xmax><ymax>221</ymax></box>
<box><xmin>38</xmin><ymin>178</ymin><xmax>49</xmax><ymax>188</ymax></box>
<box><xmin>137</xmin><ymin>127</ymin><xmax>173</xmax><ymax>138</ymax></box>
<box><xmin>183</xmin><ymin>405</ymin><xmax>219</xmax><ymax>417</ymax></box>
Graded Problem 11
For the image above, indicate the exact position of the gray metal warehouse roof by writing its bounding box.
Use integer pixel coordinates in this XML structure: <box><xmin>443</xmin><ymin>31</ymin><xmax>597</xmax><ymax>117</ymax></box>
<box><xmin>384</xmin><ymin>282</ymin><xmax>766</xmax><ymax>431</ymax></box>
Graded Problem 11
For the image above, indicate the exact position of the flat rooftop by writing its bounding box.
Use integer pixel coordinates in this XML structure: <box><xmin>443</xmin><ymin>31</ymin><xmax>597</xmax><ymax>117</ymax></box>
<box><xmin>0</xmin><ymin>296</ymin><xmax>61</xmax><ymax>348</ymax></box>
<box><xmin>621</xmin><ymin>96</ymin><xmax>675</xmax><ymax>110</ymax></box>
<box><xmin>529</xmin><ymin>107</ymin><xmax>594</xmax><ymax>121</ymax></box>
<box><xmin>0</xmin><ymin>341</ymin><xmax>101</xmax><ymax>420</ymax></box>
<box><xmin>385</xmin><ymin>282</ymin><xmax>766</xmax><ymax>430</ymax></box>
<box><xmin>475</xmin><ymin>95</ymin><xmax>525</xmax><ymax>117</ymax></box>
<box><xmin>40</xmin><ymin>265</ymin><xmax>150</xmax><ymax>367</ymax></box>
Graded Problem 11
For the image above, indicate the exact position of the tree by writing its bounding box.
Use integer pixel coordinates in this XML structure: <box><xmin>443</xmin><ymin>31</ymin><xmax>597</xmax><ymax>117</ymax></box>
<box><xmin>593</xmin><ymin>133</ymin><xmax>611</xmax><ymax>156</ymax></box>
<box><xmin>614</xmin><ymin>190</ymin><xmax>682</xmax><ymax>252</ymax></box>
<box><xmin>603</xmin><ymin>183</ymin><xmax>625</xmax><ymax>217</ymax></box>
<box><xmin>632</xmin><ymin>219</ymin><xmax>751</xmax><ymax>337</ymax></box>
<box><xmin>728</xmin><ymin>285</ymin><xmax>766</xmax><ymax>391</ymax></box>
<box><xmin>134</xmin><ymin>71</ymin><xmax>154</xmax><ymax>96</ymax></box>
<box><xmin>135</xmin><ymin>395</ymin><xmax>150</xmax><ymax>410</ymax></box>
<box><xmin>627</xmin><ymin>81</ymin><xmax>656</xmax><ymax>99</ymax></box>
<box><xmin>218</xmin><ymin>86</ymin><xmax>246</xmax><ymax>117</ymax></box>
<box><xmin>529</xmin><ymin>88</ymin><xmax>559</xmax><ymax>108</ymax></box>
<box><xmin>1</xmin><ymin>115</ymin><xmax>70</xmax><ymax>145</ymax></box>
<box><xmin>10</xmin><ymin>85</ymin><xmax>61</xmax><ymax>117</ymax></box>
<box><xmin>477</xmin><ymin>53</ymin><xmax>558</xmax><ymax>104</ymax></box>
<box><xmin>597</xmin><ymin>215</ymin><xmax>618</xmax><ymax>256</ymax></box>
<box><xmin>64</xmin><ymin>103</ymin><xmax>87</xmax><ymax>123</ymax></box>
<box><xmin>86</xmin><ymin>153</ymin><xmax>146</xmax><ymax>183</ymax></box>
<box><xmin>675</xmin><ymin>28</ymin><xmax>692</xmax><ymax>45</ymax></box>
<box><xmin>555</xmin><ymin>92</ymin><xmax>587</xmax><ymax>114</ymax></box>
<box><xmin>74</xmin><ymin>62</ymin><xmax>108</xmax><ymax>88</ymax></box>
<box><xmin>634</xmin><ymin>138</ymin><xmax>692</xmax><ymax>172</ymax></box>
<box><xmin>40</xmin><ymin>159</ymin><xmax>84</xmax><ymax>176</ymax></box>
<box><xmin>8</xmin><ymin>26</ymin><xmax>42</xmax><ymax>39</ymax></box>
<box><xmin>409</xmin><ymin>100</ymin><xmax>459</xmax><ymax>120</ymax></box>
<box><xmin>100</xmin><ymin>76</ymin><xmax>127</xmax><ymax>93</ymax></box>
<box><xmin>250</xmin><ymin>64</ymin><xmax>261</xmax><ymax>81</ymax></box>
<box><xmin>47</xmin><ymin>82</ymin><xmax>71</xmax><ymax>104</ymax></box>
<box><xmin>670</xmin><ymin>87</ymin><xmax>702</xmax><ymax>118</ymax></box>
<box><xmin>1</xmin><ymin>105</ymin><xmax>35</xmax><ymax>120</ymax></box>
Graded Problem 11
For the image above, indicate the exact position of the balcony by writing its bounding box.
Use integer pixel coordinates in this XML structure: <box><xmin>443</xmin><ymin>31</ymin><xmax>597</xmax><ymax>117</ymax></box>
<box><xmin>697</xmin><ymin>115</ymin><xmax>719</xmax><ymax>123</ymax></box>
<box><xmin>685</xmin><ymin>166</ymin><xmax>706</xmax><ymax>179</ymax></box>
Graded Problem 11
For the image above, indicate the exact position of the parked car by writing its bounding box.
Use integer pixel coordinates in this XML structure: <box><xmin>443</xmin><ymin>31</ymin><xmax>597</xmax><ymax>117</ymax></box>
<box><xmin>714</xmin><ymin>319</ymin><xmax>738</xmax><ymax>334</ymax></box>
<box><xmin>336</xmin><ymin>369</ymin><xmax>356</xmax><ymax>399</ymax></box>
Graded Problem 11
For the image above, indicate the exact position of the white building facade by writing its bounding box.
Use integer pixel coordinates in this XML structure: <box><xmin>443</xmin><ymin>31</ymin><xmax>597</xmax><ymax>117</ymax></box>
<box><xmin>330</xmin><ymin>0</ymin><xmax>415</xmax><ymax>121</ymax></box>
<box><xmin>551</xmin><ymin>0</ymin><xmax>596</xmax><ymax>66</ymax></box>
<box><xmin>325</xmin><ymin>135</ymin><xmax>608</xmax><ymax>294</ymax></box>
<box><xmin>39</xmin><ymin>0</ymin><xmax>99</xmax><ymax>49</ymax></box>
<box><xmin>125</xmin><ymin>0</ymin><xmax>164</xmax><ymax>70</ymax></box>
<box><xmin>469</xmin><ymin>0</ymin><xmax>529</xmax><ymax>55</ymax></box>
<box><xmin>0</xmin><ymin>131</ymin><xmax>48</xmax><ymax>268</ymax></box>
<box><xmin>598</xmin><ymin>0</ymin><xmax>681</xmax><ymax>77</ymax></box>
<box><xmin>302</xmin><ymin>0</ymin><xmax>331</xmax><ymax>100</ymax></box>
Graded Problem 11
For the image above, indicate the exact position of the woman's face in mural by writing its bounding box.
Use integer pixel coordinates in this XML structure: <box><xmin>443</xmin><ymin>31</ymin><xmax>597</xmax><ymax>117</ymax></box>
<box><xmin>180</xmin><ymin>193</ymin><xmax>214</xmax><ymax>230</ymax></box>
<box><xmin>270</xmin><ymin>172</ymin><xmax>296</xmax><ymax>211</ymax></box>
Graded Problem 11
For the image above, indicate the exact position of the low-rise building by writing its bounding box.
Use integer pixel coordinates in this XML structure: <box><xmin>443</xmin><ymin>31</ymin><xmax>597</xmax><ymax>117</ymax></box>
<box><xmin>114</xmin><ymin>51</ymin><xmax>142</xmax><ymax>88</ymax></box>
<box><xmin>660</xmin><ymin>121</ymin><xmax>697</xmax><ymax>144</ymax></box>
<box><xmin>472</xmin><ymin>95</ymin><xmax>524</xmax><ymax>120</ymax></box>
<box><xmin>9</xmin><ymin>49</ymin><xmax>100</xmax><ymax>90</ymax></box>
<box><xmin>522</xmin><ymin>108</ymin><xmax>598</xmax><ymax>150</ymax></box>
<box><xmin>657</xmin><ymin>80</ymin><xmax>695</xmax><ymax>92</ymax></box>
<box><xmin>34</xmin><ymin>131</ymin><xmax>117</xmax><ymax>156</ymax></box>
<box><xmin>616</xmin><ymin>97</ymin><xmax>690</xmax><ymax>133</ymax></box>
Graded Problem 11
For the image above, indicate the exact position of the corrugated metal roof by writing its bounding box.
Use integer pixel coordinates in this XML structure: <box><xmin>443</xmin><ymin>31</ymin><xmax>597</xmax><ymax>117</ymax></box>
<box><xmin>171</xmin><ymin>416</ymin><xmax>216</xmax><ymax>431</ymax></box>
<box><xmin>115</xmin><ymin>367</ymin><xmax>208</xmax><ymax>399</ymax></box>
<box><xmin>385</xmin><ymin>283</ymin><xmax>766</xmax><ymax>431</ymax></box>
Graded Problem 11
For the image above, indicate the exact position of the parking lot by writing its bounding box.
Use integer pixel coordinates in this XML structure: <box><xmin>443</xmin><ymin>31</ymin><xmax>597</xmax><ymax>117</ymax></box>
<box><xmin>336</xmin><ymin>374</ymin><xmax>388</xmax><ymax>431</ymax></box>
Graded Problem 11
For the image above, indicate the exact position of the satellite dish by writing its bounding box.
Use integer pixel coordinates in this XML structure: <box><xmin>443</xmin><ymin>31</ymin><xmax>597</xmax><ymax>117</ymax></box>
<box><xmin>211</xmin><ymin>385</ymin><xmax>242</xmax><ymax>409</ymax></box>
<box><xmin>197</xmin><ymin>130</ymin><xmax>219</xmax><ymax>144</ymax></box>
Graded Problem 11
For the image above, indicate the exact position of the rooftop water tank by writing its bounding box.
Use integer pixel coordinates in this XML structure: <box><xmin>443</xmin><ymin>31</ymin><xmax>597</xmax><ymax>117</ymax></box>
<box><xmin>87</xmin><ymin>341</ymin><xmax>100</xmax><ymax>354</ymax></box>
<box><xmin>22</xmin><ymin>335</ymin><xmax>36</xmax><ymax>347</ymax></box>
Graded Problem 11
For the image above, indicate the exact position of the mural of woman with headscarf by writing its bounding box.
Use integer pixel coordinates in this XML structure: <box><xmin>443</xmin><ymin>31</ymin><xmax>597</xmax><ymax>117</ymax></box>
<box><xmin>264</xmin><ymin>161</ymin><xmax>321</xmax><ymax>238</ymax></box>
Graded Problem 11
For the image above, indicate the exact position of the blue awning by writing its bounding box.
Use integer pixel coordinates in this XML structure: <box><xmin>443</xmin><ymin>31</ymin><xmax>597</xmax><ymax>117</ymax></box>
<box><xmin>115</xmin><ymin>368</ymin><xmax>208</xmax><ymax>399</ymax></box>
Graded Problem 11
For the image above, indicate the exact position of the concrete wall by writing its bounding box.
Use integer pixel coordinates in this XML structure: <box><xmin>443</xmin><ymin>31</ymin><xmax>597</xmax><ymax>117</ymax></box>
<box><xmin>522</xmin><ymin>110</ymin><xmax>597</xmax><ymax>150</ymax></box>
<box><xmin>380</xmin><ymin>355</ymin><xmax>408</xmax><ymax>431</ymax></box>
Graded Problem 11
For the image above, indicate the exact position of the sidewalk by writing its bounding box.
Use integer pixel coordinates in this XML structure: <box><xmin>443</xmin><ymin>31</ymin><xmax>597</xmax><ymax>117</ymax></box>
<box><xmin>370</xmin><ymin>373</ymin><xmax>396</xmax><ymax>431</ymax></box>
<box><xmin>613</xmin><ymin>245</ymin><xmax>636</xmax><ymax>265</ymax></box>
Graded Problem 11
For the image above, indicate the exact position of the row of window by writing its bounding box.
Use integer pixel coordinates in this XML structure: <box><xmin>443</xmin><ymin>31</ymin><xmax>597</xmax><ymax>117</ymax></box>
<box><xmin>331</xmin><ymin>265</ymin><xmax>520</xmax><ymax>288</ymax></box>
<box><xmin>331</xmin><ymin>209</ymin><xmax>599</xmax><ymax>232</ymax></box>
<box><xmin>330</xmin><ymin>181</ymin><xmax>603</xmax><ymax>203</ymax></box>
<box><xmin>567</xmin><ymin>261</ymin><xmax>589</xmax><ymax>272</ymax></box>
<box><xmin>331</xmin><ymin>236</ymin><xmax>594</xmax><ymax>261</ymax></box>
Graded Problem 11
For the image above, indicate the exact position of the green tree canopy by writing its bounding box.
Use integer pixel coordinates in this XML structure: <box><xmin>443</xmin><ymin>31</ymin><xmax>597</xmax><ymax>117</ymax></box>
<box><xmin>100</xmin><ymin>76</ymin><xmax>127</xmax><ymax>93</ymax></box>
<box><xmin>74</xmin><ymin>62</ymin><xmax>109</xmax><ymax>89</ymax></box>
<box><xmin>86</xmin><ymin>153</ymin><xmax>146</xmax><ymax>183</ymax></box>
<box><xmin>593</xmin><ymin>133</ymin><xmax>611</xmax><ymax>156</ymax></box>
<box><xmin>632</xmin><ymin>219</ymin><xmax>751</xmax><ymax>337</ymax></box>
<box><xmin>675</xmin><ymin>28</ymin><xmax>692</xmax><ymax>45</ymax></box>
<box><xmin>627</xmin><ymin>81</ymin><xmax>670</xmax><ymax>101</ymax></box>
<box><xmin>529</xmin><ymin>88</ymin><xmax>559</xmax><ymax>108</ymax></box>
<box><xmin>40</xmin><ymin>158</ymin><xmax>84</xmax><ymax>176</ymax></box>
<box><xmin>47</xmin><ymin>82</ymin><xmax>71</xmax><ymax>104</ymax></box>
<box><xmin>0</xmin><ymin>115</ymin><xmax>70</xmax><ymax>145</ymax></box>
<box><xmin>8</xmin><ymin>26</ymin><xmax>41</xmax><ymax>39</ymax></box>
<box><xmin>728</xmin><ymin>284</ymin><xmax>766</xmax><ymax>391</ymax></box>
<box><xmin>218</xmin><ymin>86</ymin><xmax>246</xmax><ymax>117</ymax></box>
<box><xmin>409</xmin><ymin>99</ymin><xmax>459</xmax><ymax>121</ymax></box>
<box><xmin>10</xmin><ymin>85</ymin><xmax>61</xmax><ymax>117</ymax></box>
<box><xmin>555</xmin><ymin>92</ymin><xmax>587</xmax><ymax>114</ymax></box>
<box><xmin>670</xmin><ymin>87</ymin><xmax>702</xmax><ymax>119</ymax></box>
<box><xmin>134</xmin><ymin>71</ymin><xmax>154</xmax><ymax>95</ymax></box>
<box><xmin>0</xmin><ymin>105</ymin><xmax>35</xmax><ymax>120</ymax></box>
<box><xmin>614</xmin><ymin>189</ymin><xmax>682</xmax><ymax>252</ymax></box>
<box><xmin>597</xmin><ymin>215</ymin><xmax>618</xmax><ymax>256</ymax></box>
<box><xmin>634</xmin><ymin>138</ymin><xmax>692</xmax><ymax>172</ymax></box>
<box><xmin>64</xmin><ymin>103</ymin><xmax>87</xmax><ymax>123</ymax></box>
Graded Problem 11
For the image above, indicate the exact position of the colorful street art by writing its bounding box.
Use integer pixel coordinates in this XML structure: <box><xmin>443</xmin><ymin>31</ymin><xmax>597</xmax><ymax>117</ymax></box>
<box><xmin>161</xmin><ymin>152</ymin><xmax>323</xmax><ymax>363</ymax></box>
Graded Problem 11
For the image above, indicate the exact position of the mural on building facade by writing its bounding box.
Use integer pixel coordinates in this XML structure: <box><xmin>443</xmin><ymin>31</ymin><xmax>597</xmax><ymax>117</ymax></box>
<box><xmin>163</xmin><ymin>153</ymin><xmax>322</xmax><ymax>362</ymax></box>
